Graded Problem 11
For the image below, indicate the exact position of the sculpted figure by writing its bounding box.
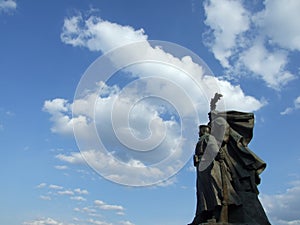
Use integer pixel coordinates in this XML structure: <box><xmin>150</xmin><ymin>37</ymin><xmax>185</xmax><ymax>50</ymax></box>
<box><xmin>188</xmin><ymin>124</ymin><xmax>242</xmax><ymax>225</ymax></box>
<box><xmin>188</xmin><ymin>94</ymin><xmax>270</xmax><ymax>225</ymax></box>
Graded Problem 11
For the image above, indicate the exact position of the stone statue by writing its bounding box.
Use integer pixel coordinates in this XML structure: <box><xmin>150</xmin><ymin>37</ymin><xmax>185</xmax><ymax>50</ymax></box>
<box><xmin>188</xmin><ymin>94</ymin><xmax>271</xmax><ymax>225</ymax></box>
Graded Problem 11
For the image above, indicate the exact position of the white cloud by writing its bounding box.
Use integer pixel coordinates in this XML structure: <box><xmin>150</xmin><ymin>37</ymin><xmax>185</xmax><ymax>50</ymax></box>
<box><xmin>203</xmin><ymin>0</ymin><xmax>297</xmax><ymax>89</ymax></box>
<box><xmin>74</xmin><ymin>207</ymin><xmax>102</xmax><ymax>219</ymax></box>
<box><xmin>280</xmin><ymin>107</ymin><xmax>293</xmax><ymax>116</ymax></box>
<box><xmin>56</xmin><ymin>149</ymin><xmax>180</xmax><ymax>186</ymax></box>
<box><xmin>58</xmin><ymin>13</ymin><xmax>264</xmax><ymax>112</ymax></box>
<box><xmin>94</xmin><ymin>200</ymin><xmax>125</xmax><ymax>211</ymax></box>
<box><xmin>260</xmin><ymin>180</ymin><xmax>300</xmax><ymax>225</ymax></box>
<box><xmin>52</xmin><ymin>88</ymin><xmax>188</xmax><ymax>186</ymax></box>
<box><xmin>23</xmin><ymin>217</ymin><xmax>64</xmax><ymax>225</ymax></box>
<box><xmin>74</xmin><ymin>188</ymin><xmax>89</xmax><ymax>195</ymax></box>
<box><xmin>87</xmin><ymin>219</ymin><xmax>112</xmax><ymax>225</ymax></box>
<box><xmin>42</xmin><ymin>99</ymin><xmax>72</xmax><ymax>135</ymax></box>
<box><xmin>82</xmin><ymin>207</ymin><xmax>97</xmax><ymax>214</ymax></box>
<box><xmin>56</xmin><ymin>151</ymin><xmax>85</xmax><ymax>164</ymax></box>
<box><xmin>0</xmin><ymin>0</ymin><xmax>16</xmax><ymax>13</ymax></box>
<box><xmin>49</xmin><ymin>11</ymin><xmax>266</xmax><ymax>186</ymax></box>
<box><xmin>240</xmin><ymin>40</ymin><xmax>294</xmax><ymax>89</ymax></box>
<box><xmin>70</xmin><ymin>196</ymin><xmax>86</xmax><ymax>201</ymax></box>
<box><xmin>254</xmin><ymin>0</ymin><xmax>300</xmax><ymax>51</ymax></box>
<box><xmin>119</xmin><ymin>221</ymin><xmax>135</xmax><ymax>225</ymax></box>
<box><xmin>43</xmin><ymin>98</ymin><xmax>93</xmax><ymax>139</ymax></box>
<box><xmin>57</xmin><ymin>190</ymin><xmax>74</xmax><ymax>196</ymax></box>
<box><xmin>49</xmin><ymin>184</ymin><xmax>63</xmax><ymax>190</ymax></box>
<box><xmin>36</xmin><ymin>183</ymin><xmax>47</xmax><ymax>189</ymax></box>
<box><xmin>54</xmin><ymin>165</ymin><xmax>68</xmax><ymax>170</ymax></box>
<box><xmin>294</xmin><ymin>96</ymin><xmax>300</xmax><ymax>109</ymax></box>
<box><xmin>155</xmin><ymin>176</ymin><xmax>177</xmax><ymax>187</ymax></box>
<box><xmin>203</xmin><ymin>0</ymin><xmax>250</xmax><ymax>68</ymax></box>
<box><xmin>61</xmin><ymin>14</ymin><xmax>147</xmax><ymax>53</ymax></box>
<box><xmin>281</xmin><ymin>96</ymin><xmax>300</xmax><ymax>115</ymax></box>
<box><xmin>73</xmin><ymin>207</ymin><xmax>80</xmax><ymax>212</ymax></box>
<box><xmin>274</xmin><ymin>220</ymin><xmax>300</xmax><ymax>225</ymax></box>
<box><xmin>116</xmin><ymin>211</ymin><xmax>125</xmax><ymax>216</ymax></box>
<box><xmin>40</xmin><ymin>195</ymin><xmax>51</xmax><ymax>201</ymax></box>
<box><xmin>43</xmin><ymin>98</ymin><xmax>69</xmax><ymax>115</ymax></box>
<box><xmin>212</xmin><ymin>76</ymin><xmax>264</xmax><ymax>111</ymax></box>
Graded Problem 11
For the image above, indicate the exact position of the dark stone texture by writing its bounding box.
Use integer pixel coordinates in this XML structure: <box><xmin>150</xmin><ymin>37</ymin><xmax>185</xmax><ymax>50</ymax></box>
<box><xmin>188</xmin><ymin>94</ymin><xmax>271</xmax><ymax>225</ymax></box>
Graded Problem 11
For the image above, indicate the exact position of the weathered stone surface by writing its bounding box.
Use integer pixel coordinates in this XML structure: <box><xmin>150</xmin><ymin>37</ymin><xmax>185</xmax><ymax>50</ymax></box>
<box><xmin>200</xmin><ymin>223</ymin><xmax>248</xmax><ymax>225</ymax></box>
<box><xmin>188</xmin><ymin>94</ymin><xmax>271</xmax><ymax>225</ymax></box>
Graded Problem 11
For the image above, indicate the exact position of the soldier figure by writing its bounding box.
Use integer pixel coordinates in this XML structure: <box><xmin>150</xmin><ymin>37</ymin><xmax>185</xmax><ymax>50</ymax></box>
<box><xmin>188</xmin><ymin>94</ymin><xmax>271</xmax><ymax>225</ymax></box>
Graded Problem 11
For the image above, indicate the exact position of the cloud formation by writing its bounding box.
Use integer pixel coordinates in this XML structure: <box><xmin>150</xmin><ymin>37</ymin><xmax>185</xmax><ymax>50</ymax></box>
<box><xmin>281</xmin><ymin>96</ymin><xmax>300</xmax><ymax>115</ymax></box>
<box><xmin>61</xmin><ymin>14</ymin><xmax>147</xmax><ymax>53</ymax></box>
<box><xmin>203</xmin><ymin>0</ymin><xmax>249</xmax><ymax>68</ymax></box>
<box><xmin>203</xmin><ymin>0</ymin><xmax>298</xmax><ymax>89</ymax></box>
<box><xmin>59</xmin><ymin>12</ymin><xmax>264</xmax><ymax>111</ymax></box>
<box><xmin>49</xmin><ymin>184</ymin><xmax>63</xmax><ymax>190</ymax></box>
<box><xmin>254</xmin><ymin>0</ymin><xmax>300</xmax><ymax>51</ymax></box>
<box><xmin>94</xmin><ymin>200</ymin><xmax>125</xmax><ymax>211</ymax></box>
<box><xmin>0</xmin><ymin>0</ymin><xmax>16</xmax><ymax>13</ymax></box>
<box><xmin>260</xmin><ymin>180</ymin><xmax>300</xmax><ymax>225</ymax></box>
<box><xmin>43</xmin><ymin>11</ymin><xmax>267</xmax><ymax>186</ymax></box>
<box><xmin>119</xmin><ymin>221</ymin><xmax>135</xmax><ymax>225</ymax></box>
<box><xmin>70</xmin><ymin>196</ymin><xmax>86</xmax><ymax>201</ymax></box>
<box><xmin>31</xmin><ymin>183</ymin><xmax>129</xmax><ymax>225</ymax></box>
<box><xmin>36</xmin><ymin>183</ymin><xmax>47</xmax><ymax>189</ymax></box>
<box><xmin>23</xmin><ymin>217</ymin><xmax>64</xmax><ymax>225</ymax></box>
<box><xmin>54</xmin><ymin>165</ymin><xmax>68</xmax><ymax>170</ymax></box>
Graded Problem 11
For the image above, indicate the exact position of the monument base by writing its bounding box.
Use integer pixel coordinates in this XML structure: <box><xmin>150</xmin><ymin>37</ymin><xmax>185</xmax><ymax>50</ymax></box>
<box><xmin>200</xmin><ymin>223</ymin><xmax>247</xmax><ymax>225</ymax></box>
<box><xmin>199</xmin><ymin>218</ymin><xmax>256</xmax><ymax>225</ymax></box>
<box><xmin>200</xmin><ymin>218</ymin><xmax>230</xmax><ymax>225</ymax></box>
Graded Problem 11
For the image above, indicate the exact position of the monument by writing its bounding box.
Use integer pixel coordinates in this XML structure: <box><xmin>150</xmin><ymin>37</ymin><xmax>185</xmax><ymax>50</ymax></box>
<box><xmin>188</xmin><ymin>94</ymin><xmax>271</xmax><ymax>225</ymax></box>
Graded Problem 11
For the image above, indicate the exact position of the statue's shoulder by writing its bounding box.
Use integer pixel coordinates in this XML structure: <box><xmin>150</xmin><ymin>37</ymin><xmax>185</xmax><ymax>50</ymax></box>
<box><xmin>199</xmin><ymin>133</ymin><xmax>210</xmax><ymax>141</ymax></box>
<box><xmin>199</xmin><ymin>134</ymin><xmax>217</xmax><ymax>145</ymax></box>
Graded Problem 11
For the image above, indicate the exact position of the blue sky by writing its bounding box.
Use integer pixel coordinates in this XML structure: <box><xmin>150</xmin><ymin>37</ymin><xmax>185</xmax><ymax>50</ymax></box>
<box><xmin>1</xmin><ymin>0</ymin><xmax>300</xmax><ymax>225</ymax></box>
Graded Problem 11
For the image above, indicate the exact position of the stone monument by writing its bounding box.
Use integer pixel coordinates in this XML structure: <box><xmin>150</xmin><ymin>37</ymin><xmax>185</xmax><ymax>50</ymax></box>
<box><xmin>188</xmin><ymin>93</ymin><xmax>271</xmax><ymax>225</ymax></box>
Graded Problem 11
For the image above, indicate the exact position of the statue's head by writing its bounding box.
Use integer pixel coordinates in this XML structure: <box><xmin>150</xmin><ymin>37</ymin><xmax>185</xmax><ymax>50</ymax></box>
<box><xmin>199</xmin><ymin>124</ymin><xmax>211</xmax><ymax>137</ymax></box>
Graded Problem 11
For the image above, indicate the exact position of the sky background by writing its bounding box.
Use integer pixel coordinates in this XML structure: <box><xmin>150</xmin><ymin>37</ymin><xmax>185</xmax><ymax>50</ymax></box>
<box><xmin>1</xmin><ymin>0</ymin><xmax>300</xmax><ymax>225</ymax></box>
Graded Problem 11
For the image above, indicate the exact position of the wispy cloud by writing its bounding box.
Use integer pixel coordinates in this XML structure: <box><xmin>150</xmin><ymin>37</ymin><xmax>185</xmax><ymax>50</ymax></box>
<box><xmin>60</xmin><ymin>13</ymin><xmax>147</xmax><ymax>53</ymax></box>
<box><xmin>59</xmin><ymin>12</ymin><xmax>264</xmax><ymax>112</ymax></box>
<box><xmin>94</xmin><ymin>200</ymin><xmax>125</xmax><ymax>211</ymax></box>
<box><xmin>57</xmin><ymin>190</ymin><xmax>74</xmax><ymax>196</ymax></box>
<box><xmin>36</xmin><ymin>183</ymin><xmax>47</xmax><ymax>189</ymax></box>
<box><xmin>74</xmin><ymin>188</ymin><xmax>89</xmax><ymax>195</ymax></box>
<box><xmin>203</xmin><ymin>0</ymin><xmax>250</xmax><ymax>68</ymax></box>
<box><xmin>70</xmin><ymin>196</ymin><xmax>86</xmax><ymax>201</ymax></box>
<box><xmin>281</xmin><ymin>96</ymin><xmax>300</xmax><ymax>115</ymax></box>
<box><xmin>39</xmin><ymin>195</ymin><xmax>51</xmax><ymax>201</ymax></box>
<box><xmin>0</xmin><ymin>0</ymin><xmax>16</xmax><ymax>14</ymax></box>
<box><xmin>45</xmin><ymin>11</ymin><xmax>266</xmax><ymax>186</ymax></box>
<box><xmin>23</xmin><ymin>217</ymin><xmax>64</xmax><ymax>225</ymax></box>
<box><xmin>56</xmin><ymin>151</ymin><xmax>85</xmax><ymax>163</ymax></box>
<box><xmin>260</xmin><ymin>180</ymin><xmax>300</xmax><ymax>225</ymax></box>
<box><xmin>74</xmin><ymin>206</ymin><xmax>97</xmax><ymax>214</ymax></box>
<box><xmin>87</xmin><ymin>219</ymin><xmax>112</xmax><ymax>225</ymax></box>
<box><xmin>54</xmin><ymin>165</ymin><xmax>68</xmax><ymax>170</ymax></box>
<box><xmin>203</xmin><ymin>0</ymin><xmax>298</xmax><ymax>89</ymax></box>
<box><xmin>30</xmin><ymin>182</ymin><xmax>128</xmax><ymax>225</ymax></box>
<box><xmin>119</xmin><ymin>221</ymin><xmax>135</xmax><ymax>225</ymax></box>
<box><xmin>49</xmin><ymin>184</ymin><xmax>64</xmax><ymax>190</ymax></box>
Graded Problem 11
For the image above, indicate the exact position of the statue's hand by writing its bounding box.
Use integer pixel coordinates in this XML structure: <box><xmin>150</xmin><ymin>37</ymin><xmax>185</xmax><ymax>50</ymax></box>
<box><xmin>255</xmin><ymin>172</ymin><xmax>261</xmax><ymax>184</ymax></box>
<box><xmin>216</xmin><ymin>149</ymin><xmax>225</xmax><ymax>161</ymax></box>
<box><xmin>193</xmin><ymin>154</ymin><xmax>199</xmax><ymax>167</ymax></box>
<box><xmin>241</xmin><ymin>137</ymin><xmax>248</xmax><ymax>147</ymax></box>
